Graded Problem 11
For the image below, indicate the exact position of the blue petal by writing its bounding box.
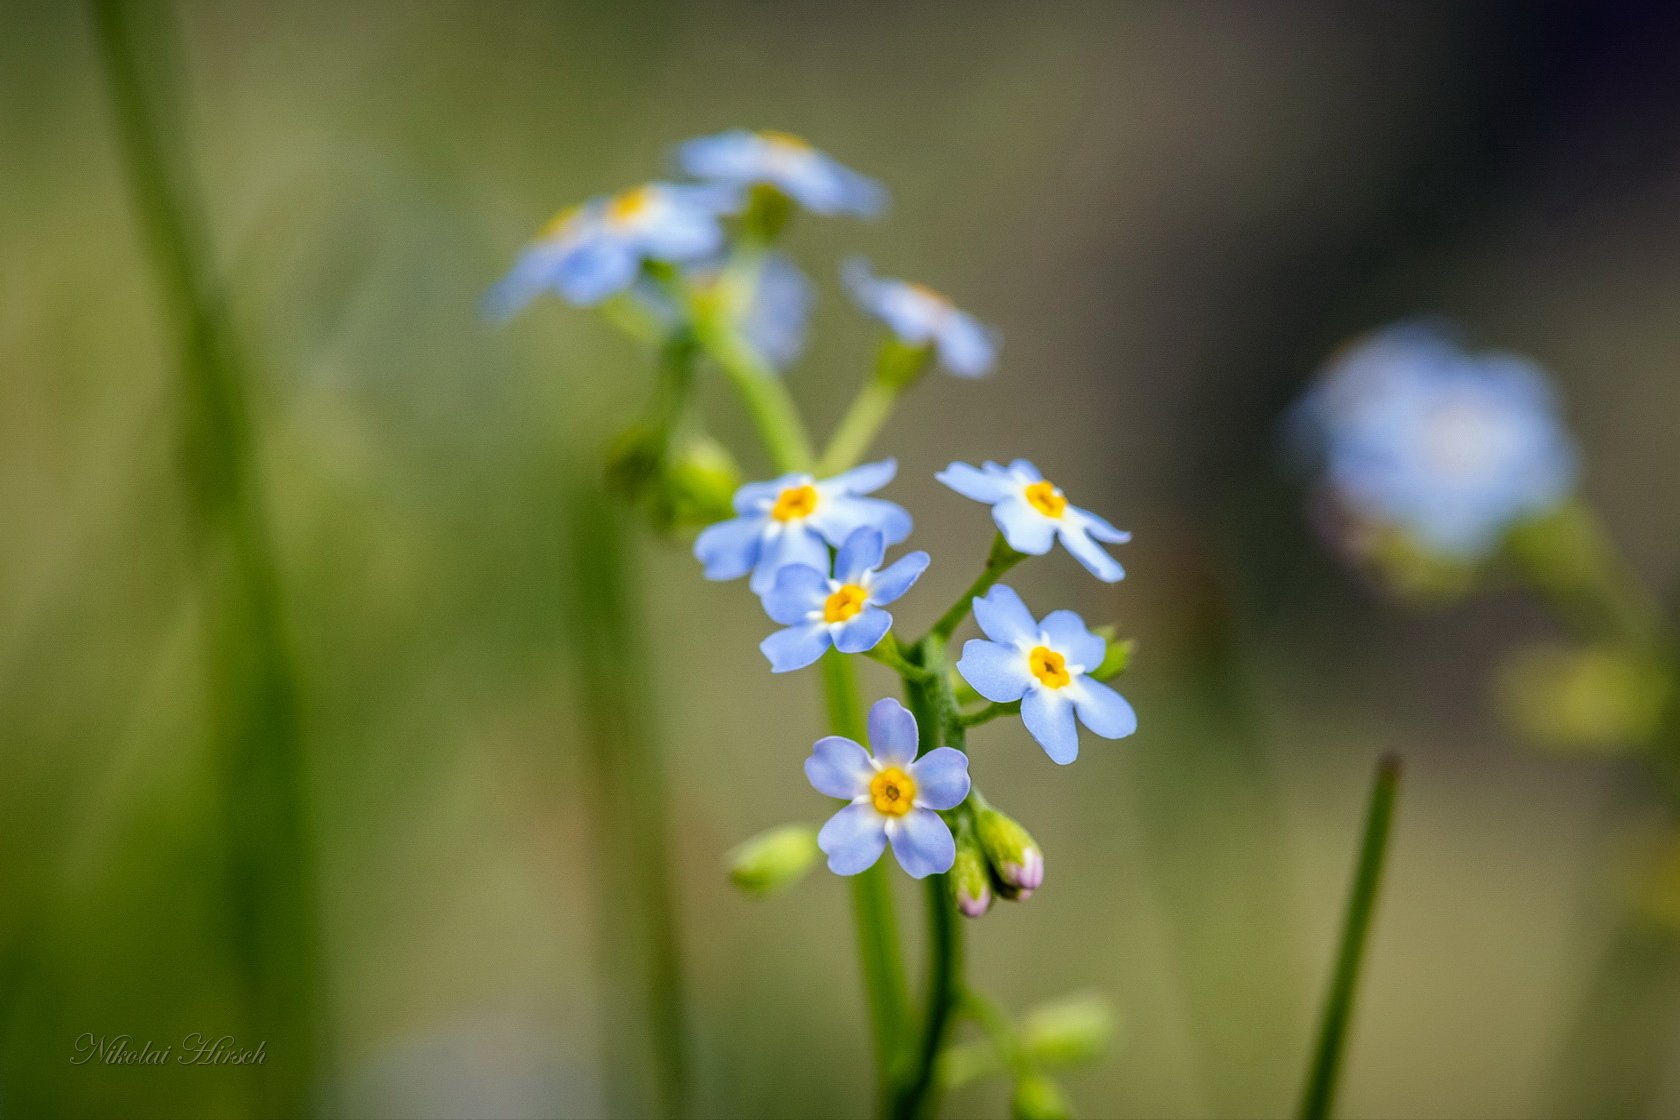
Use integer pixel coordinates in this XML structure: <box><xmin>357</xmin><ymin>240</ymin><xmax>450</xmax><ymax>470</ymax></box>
<box><xmin>761</xmin><ymin>623</ymin><xmax>832</xmax><ymax>673</ymax></box>
<box><xmin>825</xmin><ymin>458</ymin><xmax>897</xmax><ymax>496</ymax></box>
<box><xmin>818</xmin><ymin>802</ymin><xmax>889</xmax><ymax>875</ymax></box>
<box><xmin>867</xmin><ymin>697</ymin><xmax>919</xmax><ymax>766</ymax></box>
<box><xmin>810</xmin><ymin>495</ymin><xmax>913</xmax><ymax>548</ymax></box>
<box><xmin>971</xmin><ymin>585</ymin><xmax>1038</xmax><ymax>646</ymax></box>
<box><xmin>935</xmin><ymin>312</ymin><xmax>998</xmax><ymax>378</ymax></box>
<box><xmin>908</xmin><ymin>748</ymin><xmax>970</xmax><ymax>811</ymax></box>
<box><xmin>1037</xmin><ymin>610</ymin><xmax>1106</xmax><ymax>671</ymax></box>
<box><xmin>1074</xmin><ymin>506</ymin><xmax>1132</xmax><ymax>544</ymax></box>
<box><xmin>866</xmin><ymin>551</ymin><xmax>929</xmax><ymax>605</ymax></box>
<box><xmin>694</xmin><ymin>515</ymin><xmax>766</xmax><ymax>581</ymax></box>
<box><xmin>888</xmin><ymin>808</ymin><xmax>956</xmax><ymax>879</ymax></box>
<box><xmin>740</xmin><ymin>252</ymin><xmax>813</xmax><ymax>371</ymax></box>
<box><xmin>1071</xmin><ymin>679</ymin><xmax>1137</xmax><ymax>739</ymax></box>
<box><xmin>750</xmin><ymin>523</ymin><xmax>830</xmax><ymax>595</ymax></box>
<box><xmin>955</xmin><ymin>639</ymin><xmax>1032</xmax><ymax>703</ymax></box>
<box><xmin>762</xmin><ymin>564</ymin><xmax>828</xmax><ymax>625</ymax></box>
<box><xmin>936</xmin><ymin>461</ymin><xmax>1014</xmax><ymax>504</ymax></box>
<box><xmin>553</xmin><ymin>238</ymin><xmax>641</xmax><ymax>305</ymax></box>
<box><xmin>806</xmin><ymin>735</ymin><xmax>874</xmax><ymax>799</ymax></box>
<box><xmin>832</xmin><ymin>607</ymin><xmax>892</xmax><ymax>655</ymax></box>
<box><xmin>834</xmin><ymin>527</ymin><xmax>886</xmax><ymax>585</ymax></box>
<box><xmin>1007</xmin><ymin>459</ymin><xmax>1043</xmax><ymax>482</ymax></box>
<box><xmin>1021</xmin><ymin>687</ymin><xmax>1079</xmax><ymax>764</ymax></box>
<box><xmin>1058</xmin><ymin>522</ymin><xmax>1125</xmax><ymax>582</ymax></box>
<box><xmin>992</xmin><ymin>497</ymin><xmax>1058</xmax><ymax>555</ymax></box>
<box><xmin>483</xmin><ymin>244</ymin><xmax>568</xmax><ymax>321</ymax></box>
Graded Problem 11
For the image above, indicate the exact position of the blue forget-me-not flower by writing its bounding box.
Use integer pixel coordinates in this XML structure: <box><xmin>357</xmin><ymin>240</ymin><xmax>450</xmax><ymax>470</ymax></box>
<box><xmin>677</xmin><ymin>129</ymin><xmax>886</xmax><ymax>217</ymax></box>
<box><xmin>695</xmin><ymin>459</ymin><xmax>912</xmax><ymax>594</ymax></box>
<box><xmin>845</xmin><ymin>260</ymin><xmax>998</xmax><ymax>378</ymax></box>
<box><xmin>938</xmin><ymin>459</ymin><xmax>1130</xmax><ymax>582</ymax></box>
<box><xmin>632</xmin><ymin>250</ymin><xmax>815</xmax><ymax>372</ymax></box>
<box><xmin>759</xmin><ymin>527</ymin><xmax>929</xmax><ymax>672</ymax></box>
<box><xmin>956</xmin><ymin>585</ymin><xmax>1136</xmax><ymax>765</ymax></box>
<box><xmin>1292</xmin><ymin>322</ymin><xmax>1579</xmax><ymax>558</ymax></box>
<box><xmin>485</xmin><ymin>182</ymin><xmax>738</xmax><ymax>318</ymax></box>
<box><xmin>806</xmin><ymin>698</ymin><xmax>971</xmax><ymax>877</ymax></box>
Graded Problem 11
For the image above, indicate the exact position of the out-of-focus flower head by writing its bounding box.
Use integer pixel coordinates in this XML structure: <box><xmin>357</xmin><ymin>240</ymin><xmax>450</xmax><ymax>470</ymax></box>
<box><xmin>677</xmin><ymin>129</ymin><xmax>886</xmax><ymax>217</ymax></box>
<box><xmin>694</xmin><ymin>459</ymin><xmax>912</xmax><ymax>595</ymax></box>
<box><xmin>844</xmin><ymin>259</ymin><xmax>999</xmax><ymax>379</ymax></box>
<box><xmin>759</xmin><ymin>527</ymin><xmax>929</xmax><ymax>673</ymax></box>
<box><xmin>806</xmin><ymin>698</ymin><xmax>971</xmax><ymax>878</ymax></box>
<box><xmin>1292</xmin><ymin>322</ymin><xmax>1579</xmax><ymax>559</ymax></box>
<box><xmin>655</xmin><ymin>251</ymin><xmax>812</xmax><ymax>372</ymax></box>
<box><xmin>956</xmin><ymin>586</ymin><xmax>1136</xmax><ymax>765</ymax></box>
<box><xmin>485</xmin><ymin>182</ymin><xmax>739</xmax><ymax>318</ymax></box>
<box><xmin>938</xmin><ymin>459</ymin><xmax>1129</xmax><ymax>582</ymax></box>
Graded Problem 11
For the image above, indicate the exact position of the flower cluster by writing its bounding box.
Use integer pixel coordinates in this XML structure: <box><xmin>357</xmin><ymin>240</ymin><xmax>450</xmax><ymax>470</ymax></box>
<box><xmin>491</xmin><ymin>129</ymin><xmax>1135</xmax><ymax>1112</ymax></box>
<box><xmin>1291</xmin><ymin>322</ymin><xmax>1579</xmax><ymax>561</ymax></box>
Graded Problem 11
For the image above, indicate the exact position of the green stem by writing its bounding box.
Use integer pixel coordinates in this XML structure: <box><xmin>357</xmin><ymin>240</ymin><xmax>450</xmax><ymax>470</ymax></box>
<box><xmin>683</xmin><ymin>286</ymin><xmax>815</xmax><ymax>473</ymax></box>
<box><xmin>90</xmin><ymin>2</ymin><xmax>328</xmax><ymax>1112</ymax></box>
<box><xmin>959</xmin><ymin>700</ymin><xmax>1020</xmax><ymax>728</ymax></box>
<box><xmin>892</xmin><ymin>639</ymin><xmax>967</xmax><ymax>1120</ymax></box>
<box><xmin>565</xmin><ymin>486</ymin><xmax>690</xmax><ymax>1118</ymax></box>
<box><xmin>1298</xmin><ymin>754</ymin><xmax>1403</xmax><ymax>1120</ymax></box>
<box><xmin>819</xmin><ymin>376</ymin><xmax>904</xmax><ymax>478</ymax></box>
<box><xmin>925</xmin><ymin>535</ymin><xmax>1027</xmax><ymax>645</ymax></box>
<box><xmin>865</xmin><ymin>634</ymin><xmax>934</xmax><ymax>682</ymax></box>
<box><xmin>822</xmin><ymin>652</ymin><xmax>910</xmax><ymax>1101</ymax></box>
<box><xmin>1507</xmin><ymin>502</ymin><xmax>1661</xmax><ymax>648</ymax></box>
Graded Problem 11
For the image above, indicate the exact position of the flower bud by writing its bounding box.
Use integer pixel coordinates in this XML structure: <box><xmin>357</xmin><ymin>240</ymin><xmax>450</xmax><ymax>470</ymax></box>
<box><xmin>976</xmin><ymin>806</ymin><xmax>1044</xmax><ymax>900</ymax></box>
<box><xmin>662</xmin><ymin>435</ymin><xmax>742</xmax><ymax>529</ymax></box>
<box><xmin>950</xmin><ymin>830</ymin><xmax>993</xmax><ymax>919</ymax></box>
<box><xmin>1011</xmin><ymin>1074</ymin><xmax>1073</xmax><ymax>1120</ymax></box>
<box><xmin>1020</xmin><ymin>992</ymin><xmax>1116</xmax><ymax>1068</ymax></box>
<box><xmin>727</xmin><ymin>824</ymin><xmax>820</xmax><ymax>896</ymax></box>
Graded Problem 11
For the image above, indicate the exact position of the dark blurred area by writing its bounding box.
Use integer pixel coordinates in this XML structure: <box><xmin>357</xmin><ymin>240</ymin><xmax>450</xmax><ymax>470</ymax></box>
<box><xmin>4</xmin><ymin>3</ymin><xmax>1680</xmax><ymax>1117</ymax></box>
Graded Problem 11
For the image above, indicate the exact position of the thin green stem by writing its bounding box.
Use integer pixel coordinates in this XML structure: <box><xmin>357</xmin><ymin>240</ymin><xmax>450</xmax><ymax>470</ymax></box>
<box><xmin>959</xmin><ymin>988</ymin><xmax>1031</xmax><ymax>1078</ymax></box>
<box><xmin>682</xmin><ymin>282</ymin><xmax>814</xmax><ymax>472</ymax></box>
<box><xmin>90</xmin><ymin>2</ymin><xmax>327</xmax><ymax>1112</ymax></box>
<box><xmin>925</xmin><ymin>535</ymin><xmax>1027</xmax><ymax>645</ymax></box>
<box><xmin>865</xmin><ymin>634</ymin><xmax>934</xmax><ymax>682</ymax></box>
<box><xmin>565</xmin><ymin>486</ymin><xmax>690</xmax><ymax>1118</ymax></box>
<box><xmin>823</xmin><ymin>651</ymin><xmax>910</xmax><ymax>1101</ymax></box>
<box><xmin>959</xmin><ymin>700</ymin><xmax>1020</xmax><ymax>729</ymax></box>
<box><xmin>891</xmin><ymin>640</ymin><xmax>967</xmax><ymax>1120</ymax></box>
<box><xmin>1507</xmin><ymin>502</ymin><xmax>1661</xmax><ymax>648</ymax></box>
<box><xmin>1299</xmin><ymin>754</ymin><xmax>1403</xmax><ymax>1120</ymax></box>
<box><xmin>819</xmin><ymin>375</ymin><xmax>903</xmax><ymax>478</ymax></box>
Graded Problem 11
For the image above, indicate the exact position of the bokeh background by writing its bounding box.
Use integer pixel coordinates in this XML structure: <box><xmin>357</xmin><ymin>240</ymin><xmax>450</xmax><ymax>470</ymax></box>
<box><xmin>5</xmin><ymin>3</ymin><xmax>1680</xmax><ymax>1117</ymax></box>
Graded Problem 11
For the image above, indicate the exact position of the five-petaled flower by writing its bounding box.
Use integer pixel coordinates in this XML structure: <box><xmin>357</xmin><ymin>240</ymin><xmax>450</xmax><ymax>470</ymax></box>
<box><xmin>695</xmin><ymin>460</ymin><xmax>912</xmax><ymax>595</ymax></box>
<box><xmin>759</xmin><ymin>528</ymin><xmax>929</xmax><ymax>672</ymax></box>
<box><xmin>807</xmin><ymin>698</ymin><xmax>971</xmax><ymax>877</ymax></box>
<box><xmin>485</xmin><ymin>182</ymin><xmax>737</xmax><ymax>318</ymax></box>
<box><xmin>938</xmin><ymin>459</ymin><xmax>1130</xmax><ymax>582</ymax></box>
<box><xmin>678</xmin><ymin>129</ymin><xmax>886</xmax><ymax>217</ymax></box>
<box><xmin>844</xmin><ymin>259</ymin><xmax>998</xmax><ymax>379</ymax></box>
<box><xmin>1291</xmin><ymin>322</ymin><xmax>1578</xmax><ymax>559</ymax></box>
<box><xmin>956</xmin><ymin>585</ymin><xmax>1136</xmax><ymax>765</ymax></box>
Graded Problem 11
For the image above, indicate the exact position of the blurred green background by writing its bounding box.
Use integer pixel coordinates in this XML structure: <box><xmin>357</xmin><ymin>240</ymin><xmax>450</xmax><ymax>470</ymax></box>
<box><xmin>5</xmin><ymin>2</ymin><xmax>1680</xmax><ymax>1117</ymax></box>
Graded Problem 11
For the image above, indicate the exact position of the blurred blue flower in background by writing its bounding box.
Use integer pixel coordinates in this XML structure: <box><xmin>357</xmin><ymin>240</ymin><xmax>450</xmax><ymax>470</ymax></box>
<box><xmin>806</xmin><ymin>698</ymin><xmax>970</xmax><ymax>877</ymax></box>
<box><xmin>695</xmin><ymin>460</ymin><xmax>912</xmax><ymax>594</ymax></box>
<box><xmin>677</xmin><ymin>129</ymin><xmax>886</xmax><ymax>216</ymax></box>
<box><xmin>938</xmin><ymin>459</ymin><xmax>1129</xmax><ymax>581</ymax></box>
<box><xmin>1292</xmin><ymin>322</ymin><xmax>1579</xmax><ymax>558</ymax></box>
<box><xmin>632</xmin><ymin>250</ymin><xmax>815</xmax><ymax>371</ymax></box>
<box><xmin>844</xmin><ymin>260</ymin><xmax>999</xmax><ymax>378</ymax></box>
<box><xmin>485</xmin><ymin>182</ymin><xmax>738</xmax><ymax>318</ymax></box>
<box><xmin>758</xmin><ymin>527</ymin><xmax>929</xmax><ymax>672</ymax></box>
<box><xmin>956</xmin><ymin>586</ymin><xmax>1136</xmax><ymax>765</ymax></box>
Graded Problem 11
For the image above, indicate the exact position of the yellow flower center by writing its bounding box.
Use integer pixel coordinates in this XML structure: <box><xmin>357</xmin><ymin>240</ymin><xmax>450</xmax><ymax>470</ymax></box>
<box><xmin>607</xmin><ymin>185</ymin><xmax>655</xmax><ymax>226</ymax></box>
<box><xmin>869</xmin><ymin>766</ymin><xmax>917</xmax><ymax>817</ymax></box>
<box><xmin>770</xmin><ymin>483</ymin><xmax>819</xmax><ymax>521</ymax></box>
<box><xmin>1024</xmin><ymin>480</ymin><xmax>1068</xmax><ymax>519</ymax></box>
<box><xmin>759</xmin><ymin>130</ymin><xmax>812</xmax><ymax>151</ymax></box>
<box><xmin>823</xmin><ymin>584</ymin><xmax>868</xmax><ymax>624</ymax></box>
<box><xmin>1028</xmin><ymin>645</ymin><xmax>1071</xmax><ymax>689</ymax></box>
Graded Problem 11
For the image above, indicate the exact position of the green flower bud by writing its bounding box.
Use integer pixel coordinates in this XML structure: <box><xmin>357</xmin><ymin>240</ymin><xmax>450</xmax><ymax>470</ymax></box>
<box><xmin>951</xmin><ymin>828</ymin><xmax>993</xmax><ymax>918</ymax></box>
<box><xmin>1019</xmin><ymin>992</ymin><xmax>1117</xmax><ymax>1068</ymax></box>
<box><xmin>661</xmin><ymin>435</ymin><xmax>742</xmax><ymax>529</ymax></box>
<box><xmin>1011</xmin><ymin>1074</ymin><xmax>1073</xmax><ymax>1120</ymax></box>
<box><xmin>727</xmin><ymin>824</ymin><xmax>820</xmax><ymax>896</ymax></box>
<box><xmin>976</xmin><ymin>805</ymin><xmax>1044</xmax><ymax>900</ymax></box>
